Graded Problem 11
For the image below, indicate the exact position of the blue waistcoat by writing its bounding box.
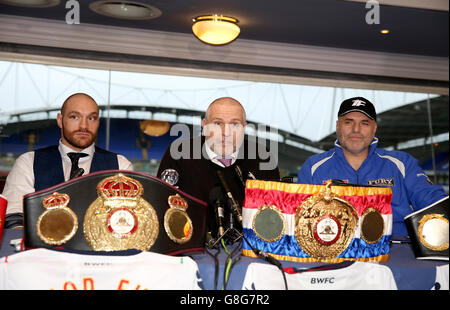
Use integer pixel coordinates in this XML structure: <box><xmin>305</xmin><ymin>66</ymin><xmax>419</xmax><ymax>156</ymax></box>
<box><xmin>33</xmin><ymin>145</ymin><xmax>119</xmax><ymax>191</ymax></box>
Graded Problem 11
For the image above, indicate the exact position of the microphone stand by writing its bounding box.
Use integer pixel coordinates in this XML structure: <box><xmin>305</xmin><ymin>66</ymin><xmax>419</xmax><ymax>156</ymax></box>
<box><xmin>207</xmin><ymin>207</ymin><xmax>243</xmax><ymax>248</ymax></box>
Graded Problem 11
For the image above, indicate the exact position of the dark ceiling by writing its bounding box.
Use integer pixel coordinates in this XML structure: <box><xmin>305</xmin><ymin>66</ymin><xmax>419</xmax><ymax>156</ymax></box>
<box><xmin>0</xmin><ymin>0</ymin><xmax>448</xmax><ymax>57</ymax></box>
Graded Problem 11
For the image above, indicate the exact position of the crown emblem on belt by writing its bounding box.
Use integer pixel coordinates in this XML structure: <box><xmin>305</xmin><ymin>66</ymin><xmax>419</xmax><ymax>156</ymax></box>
<box><xmin>98</xmin><ymin>173</ymin><xmax>143</xmax><ymax>200</ymax></box>
<box><xmin>42</xmin><ymin>192</ymin><xmax>70</xmax><ymax>208</ymax></box>
<box><xmin>168</xmin><ymin>194</ymin><xmax>189</xmax><ymax>211</ymax></box>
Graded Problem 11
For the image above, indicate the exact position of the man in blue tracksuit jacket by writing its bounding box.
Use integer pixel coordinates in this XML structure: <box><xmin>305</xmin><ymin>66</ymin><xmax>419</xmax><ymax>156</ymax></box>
<box><xmin>298</xmin><ymin>97</ymin><xmax>448</xmax><ymax>236</ymax></box>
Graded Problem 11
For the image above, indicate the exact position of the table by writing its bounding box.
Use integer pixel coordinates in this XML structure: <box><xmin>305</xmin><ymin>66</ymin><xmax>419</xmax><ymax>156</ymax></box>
<box><xmin>1</xmin><ymin>229</ymin><xmax>448</xmax><ymax>290</ymax></box>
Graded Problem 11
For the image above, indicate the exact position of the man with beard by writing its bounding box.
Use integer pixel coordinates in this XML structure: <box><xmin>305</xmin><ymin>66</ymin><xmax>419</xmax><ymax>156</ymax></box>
<box><xmin>2</xmin><ymin>93</ymin><xmax>133</xmax><ymax>225</ymax></box>
<box><xmin>157</xmin><ymin>97</ymin><xmax>280</xmax><ymax>239</ymax></box>
<box><xmin>297</xmin><ymin>96</ymin><xmax>448</xmax><ymax>236</ymax></box>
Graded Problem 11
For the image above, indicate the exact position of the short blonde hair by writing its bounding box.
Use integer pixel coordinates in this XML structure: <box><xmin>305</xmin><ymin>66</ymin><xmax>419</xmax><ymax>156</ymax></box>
<box><xmin>61</xmin><ymin>93</ymin><xmax>98</xmax><ymax>115</ymax></box>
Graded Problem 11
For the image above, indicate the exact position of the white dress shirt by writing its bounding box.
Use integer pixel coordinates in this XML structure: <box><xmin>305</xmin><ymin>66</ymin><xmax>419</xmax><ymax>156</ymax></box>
<box><xmin>2</xmin><ymin>140</ymin><xmax>133</xmax><ymax>214</ymax></box>
<box><xmin>204</xmin><ymin>141</ymin><xmax>239</xmax><ymax>168</ymax></box>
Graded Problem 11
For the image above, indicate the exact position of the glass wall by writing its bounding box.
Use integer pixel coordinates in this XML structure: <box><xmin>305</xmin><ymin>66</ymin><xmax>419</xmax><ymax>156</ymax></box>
<box><xmin>0</xmin><ymin>60</ymin><xmax>448</xmax><ymax>190</ymax></box>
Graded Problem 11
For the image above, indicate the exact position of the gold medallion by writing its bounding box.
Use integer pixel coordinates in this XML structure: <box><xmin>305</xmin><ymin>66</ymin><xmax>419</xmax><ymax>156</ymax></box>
<box><xmin>252</xmin><ymin>205</ymin><xmax>286</xmax><ymax>242</ymax></box>
<box><xmin>360</xmin><ymin>208</ymin><xmax>385</xmax><ymax>244</ymax></box>
<box><xmin>164</xmin><ymin>194</ymin><xmax>193</xmax><ymax>244</ymax></box>
<box><xmin>294</xmin><ymin>181</ymin><xmax>359</xmax><ymax>259</ymax></box>
<box><xmin>36</xmin><ymin>192</ymin><xmax>78</xmax><ymax>245</ymax></box>
<box><xmin>83</xmin><ymin>173</ymin><xmax>159</xmax><ymax>251</ymax></box>
<box><xmin>418</xmin><ymin>214</ymin><xmax>449</xmax><ymax>251</ymax></box>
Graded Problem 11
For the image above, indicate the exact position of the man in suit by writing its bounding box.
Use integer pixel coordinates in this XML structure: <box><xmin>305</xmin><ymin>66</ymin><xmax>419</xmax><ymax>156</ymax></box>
<box><xmin>157</xmin><ymin>97</ymin><xmax>280</xmax><ymax>238</ymax></box>
<box><xmin>2</xmin><ymin>93</ymin><xmax>133</xmax><ymax>227</ymax></box>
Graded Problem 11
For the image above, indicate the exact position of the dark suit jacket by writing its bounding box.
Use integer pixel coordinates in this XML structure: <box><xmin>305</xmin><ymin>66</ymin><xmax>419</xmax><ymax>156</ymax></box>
<box><xmin>157</xmin><ymin>136</ymin><xmax>280</xmax><ymax>236</ymax></box>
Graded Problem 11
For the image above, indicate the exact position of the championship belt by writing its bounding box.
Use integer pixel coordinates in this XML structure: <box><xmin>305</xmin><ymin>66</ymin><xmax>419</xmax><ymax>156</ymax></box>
<box><xmin>242</xmin><ymin>180</ymin><xmax>393</xmax><ymax>263</ymax></box>
<box><xmin>404</xmin><ymin>196</ymin><xmax>449</xmax><ymax>260</ymax></box>
<box><xmin>23</xmin><ymin>170</ymin><xmax>207</xmax><ymax>254</ymax></box>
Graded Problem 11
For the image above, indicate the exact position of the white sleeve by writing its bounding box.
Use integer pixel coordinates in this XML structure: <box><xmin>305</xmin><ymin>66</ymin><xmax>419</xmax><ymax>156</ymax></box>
<box><xmin>0</xmin><ymin>258</ymin><xmax>7</xmax><ymax>290</ymax></box>
<box><xmin>117</xmin><ymin>154</ymin><xmax>134</xmax><ymax>171</ymax></box>
<box><xmin>2</xmin><ymin>152</ymin><xmax>35</xmax><ymax>214</ymax></box>
<box><xmin>434</xmin><ymin>264</ymin><xmax>449</xmax><ymax>290</ymax></box>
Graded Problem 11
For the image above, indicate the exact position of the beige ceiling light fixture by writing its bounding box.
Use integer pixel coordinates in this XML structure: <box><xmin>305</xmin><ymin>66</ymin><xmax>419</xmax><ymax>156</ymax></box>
<box><xmin>192</xmin><ymin>15</ymin><xmax>240</xmax><ymax>45</ymax></box>
<box><xmin>140</xmin><ymin>120</ymin><xmax>170</xmax><ymax>137</ymax></box>
<box><xmin>90</xmin><ymin>1</ymin><xmax>162</xmax><ymax>20</ymax></box>
<box><xmin>0</xmin><ymin>0</ymin><xmax>59</xmax><ymax>7</ymax></box>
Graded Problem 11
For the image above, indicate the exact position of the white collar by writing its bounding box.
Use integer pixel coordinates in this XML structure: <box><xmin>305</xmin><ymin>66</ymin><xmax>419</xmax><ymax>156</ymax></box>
<box><xmin>204</xmin><ymin>141</ymin><xmax>239</xmax><ymax>162</ymax></box>
<box><xmin>58</xmin><ymin>139</ymin><xmax>95</xmax><ymax>161</ymax></box>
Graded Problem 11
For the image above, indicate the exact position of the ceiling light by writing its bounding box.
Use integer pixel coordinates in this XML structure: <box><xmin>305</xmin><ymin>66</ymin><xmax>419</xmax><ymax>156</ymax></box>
<box><xmin>380</xmin><ymin>29</ymin><xmax>390</xmax><ymax>35</ymax></box>
<box><xmin>90</xmin><ymin>1</ymin><xmax>161</xmax><ymax>20</ymax></box>
<box><xmin>192</xmin><ymin>15</ymin><xmax>240</xmax><ymax>45</ymax></box>
<box><xmin>0</xmin><ymin>0</ymin><xmax>59</xmax><ymax>7</ymax></box>
<box><xmin>140</xmin><ymin>120</ymin><xmax>170</xmax><ymax>137</ymax></box>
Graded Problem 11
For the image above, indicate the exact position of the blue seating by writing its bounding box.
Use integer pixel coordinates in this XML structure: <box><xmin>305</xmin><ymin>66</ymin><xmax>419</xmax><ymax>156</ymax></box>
<box><xmin>0</xmin><ymin>118</ymin><xmax>178</xmax><ymax>161</ymax></box>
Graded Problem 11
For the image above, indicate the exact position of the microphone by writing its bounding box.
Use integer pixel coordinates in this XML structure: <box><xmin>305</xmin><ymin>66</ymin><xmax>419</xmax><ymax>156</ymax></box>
<box><xmin>209</xmin><ymin>187</ymin><xmax>226</xmax><ymax>236</ymax></box>
<box><xmin>160</xmin><ymin>169</ymin><xmax>179</xmax><ymax>186</ymax></box>
<box><xmin>71</xmin><ymin>168</ymin><xmax>84</xmax><ymax>179</ymax></box>
<box><xmin>234</xmin><ymin>165</ymin><xmax>246</xmax><ymax>188</ymax></box>
<box><xmin>217</xmin><ymin>170</ymin><xmax>242</xmax><ymax>223</ymax></box>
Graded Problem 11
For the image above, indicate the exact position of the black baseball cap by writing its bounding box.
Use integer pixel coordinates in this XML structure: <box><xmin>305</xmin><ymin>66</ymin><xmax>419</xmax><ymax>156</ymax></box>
<box><xmin>338</xmin><ymin>97</ymin><xmax>377</xmax><ymax>121</ymax></box>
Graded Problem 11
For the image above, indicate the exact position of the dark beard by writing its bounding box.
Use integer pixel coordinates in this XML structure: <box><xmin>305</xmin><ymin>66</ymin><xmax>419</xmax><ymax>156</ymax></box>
<box><xmin>62</xmin><ymin>126</ymin><xmax>97</xmax><ymax>150</ymax></box>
